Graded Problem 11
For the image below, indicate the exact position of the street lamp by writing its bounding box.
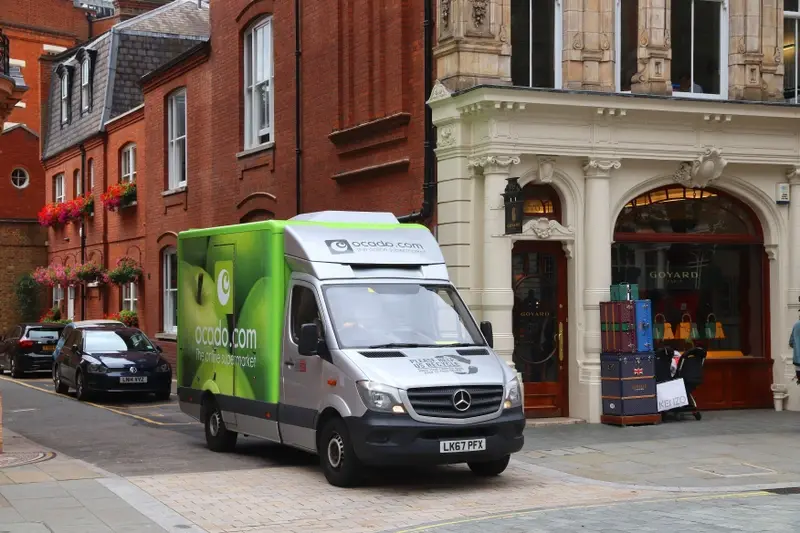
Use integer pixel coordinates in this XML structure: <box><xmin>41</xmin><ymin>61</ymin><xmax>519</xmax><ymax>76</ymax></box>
<box><xmin>502</xmin><ymin>177</ymin><xmax>523</xmax><ymax>235</ymax></box>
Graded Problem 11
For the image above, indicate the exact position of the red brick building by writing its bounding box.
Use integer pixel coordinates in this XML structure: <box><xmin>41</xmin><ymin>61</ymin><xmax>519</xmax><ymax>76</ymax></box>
<box><xmin>40</xmin><ymin>0</ymin><xmax>431</xmax><ymax>364</ymax></box>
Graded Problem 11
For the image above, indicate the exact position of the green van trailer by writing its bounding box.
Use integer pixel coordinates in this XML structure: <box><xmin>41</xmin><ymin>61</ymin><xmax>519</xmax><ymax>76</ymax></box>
<box><xmin>177</xmin><ymin>211</ymin><xmax>525</xmax><ymax>486</ymax></box>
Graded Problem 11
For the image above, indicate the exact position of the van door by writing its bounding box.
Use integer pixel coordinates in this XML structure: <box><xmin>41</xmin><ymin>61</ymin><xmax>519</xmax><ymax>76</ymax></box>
<box><xmin>280</xmin><ymin>281</ymin><xmax>324</xmax><ymax>452</ymax></box>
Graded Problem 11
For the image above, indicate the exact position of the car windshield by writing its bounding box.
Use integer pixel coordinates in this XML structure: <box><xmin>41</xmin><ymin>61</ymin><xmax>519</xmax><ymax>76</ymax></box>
<box><xmin>322</xmin><ymin>283</ymin><xmax>484</xmax><ymax>349</ymax></box>
<box><xmin>84</xmin><ymin>330</ymin><xmax>157</xmax><ymax>353</ymax></box>
<box><xmin>28</xmin><ymin>328</ymin><xmax>62</xmax><ymax>341</ymax></box>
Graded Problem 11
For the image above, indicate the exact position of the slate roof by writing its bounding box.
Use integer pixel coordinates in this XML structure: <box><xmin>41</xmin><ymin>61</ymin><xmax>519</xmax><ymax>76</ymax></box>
<box><xmin>42</xmin><ymin>0</ymin><xmax>209</xmax><ymax>160</ymax></box>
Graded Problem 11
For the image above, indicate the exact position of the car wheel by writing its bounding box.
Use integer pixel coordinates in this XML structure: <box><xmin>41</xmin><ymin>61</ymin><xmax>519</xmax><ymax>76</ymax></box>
<box><xmin>204</xmin><ymin>399</ymin><xmax>237</xmax><ymax>452</ymax></box>
<box><xmin>75</xmin><ymin>371</ymin><xmax>90</xmax><ymax>401</ymax></box>
<box><xmin>319</xmin><ymin>416</ymin><xmax>363</xmax><ymax>487</ymax></box>
<box><xmin>10</xmin><ymin>357</ymin><xmax>22</xmax><ymax>379</ymax></box>
<box><xmin>155</xmin><ymin>390</ymin><xmax>170</xmax><ymax>402</ymax></box>
<box><xmin>54</xmin><ymin>365</ymin><xmax>69</xmax><ymax>394</ymax></box>
<box><xmin>468</xmin><ymin>455</ymin><xmax>510</xmax><ymax>477</ymax></box>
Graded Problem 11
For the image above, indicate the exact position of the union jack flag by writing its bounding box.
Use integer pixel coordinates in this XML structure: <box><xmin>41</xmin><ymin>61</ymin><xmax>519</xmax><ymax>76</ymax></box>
<box><xmin>633</xmin><ymin>367</ymin><xmax>643</xmax><ymax>376</ymax></box>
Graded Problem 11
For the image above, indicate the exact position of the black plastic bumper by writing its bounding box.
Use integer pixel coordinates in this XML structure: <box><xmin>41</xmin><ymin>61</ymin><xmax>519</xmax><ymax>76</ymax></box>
<box><xmin>345</xmin><ymin>407</ymin><xmax>525</xmax><ymax>466</ymax></box>
<box><xmin>18</xmin><ymin>354</ymin><xmax>54</xmax><ymax>372</ymax></box>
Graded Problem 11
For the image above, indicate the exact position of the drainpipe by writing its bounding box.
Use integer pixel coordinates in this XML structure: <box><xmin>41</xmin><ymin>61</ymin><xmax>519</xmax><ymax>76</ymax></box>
<box><xmin>397</xmin><ymin>0</ymin><xmax>435</xmax><ymax>224</ymax></box>
<box><xmin>294</xmin><ymin>0</ymin><xmax>302</xmax><ymax>215</ymax></box>
<box><xmin>79</xmin><ymin>144</ymin><xmax>87</xmax><ymax>320</ymax></box>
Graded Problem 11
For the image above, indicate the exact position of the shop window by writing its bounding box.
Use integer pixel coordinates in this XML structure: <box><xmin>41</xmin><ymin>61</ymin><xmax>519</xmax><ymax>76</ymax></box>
<box><xmin>616</xmin><ymin>0</ymin><xmax>638</xmax><ymax>92</ymax></box>
<box><xmin>522</xmin><ymin>184</ymin><xmax>561</xmax><ymax>223</ymax></box>
<box><xmin>785</xmin><ymin>2</ymin><xmax>800</xmax><ymax>103</ymax></box>
<box><xmin>613</xmin><ymin>186</ymin><xmax>764</xmax><ymax>360</ymax></box>
<box><xmin>510</xmin><ymin>0</ymin><xmax>561</xmax><ymax>89</ymax></box>
<box><xmin>670</xmin><ymin>0</ymin><xmax>728</xmax><ymax>98</ymax></box>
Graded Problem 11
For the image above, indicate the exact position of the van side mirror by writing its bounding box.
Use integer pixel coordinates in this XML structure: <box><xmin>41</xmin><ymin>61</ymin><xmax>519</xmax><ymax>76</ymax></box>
<box><xmin>480</xmin><ymin>321</ymin><xmax>494</xmax><ymax>348</ymax></box>
<box><xmin>298</xmin><ymin>323</ymin><xmax>319</xmax><ymax>356</ymax></box>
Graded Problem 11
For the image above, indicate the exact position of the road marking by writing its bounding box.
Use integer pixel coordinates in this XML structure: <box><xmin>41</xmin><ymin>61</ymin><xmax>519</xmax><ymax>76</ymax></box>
<box><xmin>0</xmin><ymin>375</ymin><xmax>194</xmax><ymax>427</ymax></box>
<box><xmin>394</xmin><ymin>491</ymin><xmax>774</xmax><ymax>532</ymax></box>
<box><xmin>8</xmin><ymin>408</ymin><xmax>38</xmax><ymax>413</ymax></box>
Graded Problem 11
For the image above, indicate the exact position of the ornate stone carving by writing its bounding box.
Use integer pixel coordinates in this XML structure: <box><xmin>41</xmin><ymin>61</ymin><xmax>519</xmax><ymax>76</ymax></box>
<box><xmin>672</xmin><ymin>148</ymin><xmax>728</xmax><ymax>189</ymax></box>
<box><xmin>472</xmin><ymin>0</ymin><xmax>489</xmax><ymax>28</ymax></box>
<box><xmin>537</xmin><ymin>156</ymin><xmax>555</xmax><ymax>183</ymax></box>
<box><xmin>572</xmin><ymin>32</ymin><xmax>584</xmax><ymax>50</ymax></box>
<box><xmin>441</xmin><ymin>0</ymin><xmax>451</xmax><ymax>29</ymax></box>
<box><xmin>522</xmin><ymin>218</ymin><xmax>576</xmax><ymax>240</ymax></box>
<box><xmin>427</xmin><ymin>80</ymin><xmax>452</xmax><ymax>103</ymax></box>
<box><xmin>765</xmin><ymin>244</ymin><xmax>778</xmax><ymax>262</ymax></box>
<box><xmin>786</xmin><ymin>166</ymin><xmax>800</xmax><ymax>183</ymax></box>
<box><xmin>468</xmin><ymin>155</ymin><xmax>521</xmax><ymax>170</ymax></box>
<box><xmin>437</xmin><ymin>124</ymin><xmax>455</xmax><ymax>148</ymax></box>
<box><xmin>583</xmin><ymin>159</ymin><xmax>621</xmax><ymax>178</ymax></box>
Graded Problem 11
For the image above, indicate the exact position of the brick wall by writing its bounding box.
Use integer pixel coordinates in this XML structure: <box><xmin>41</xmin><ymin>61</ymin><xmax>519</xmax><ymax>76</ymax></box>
<box><xmin>0</xmin><ymin>222</ymin><xmax>48</xmax><ymax>332</ymax></box>
<box><xmin>0</xmin><ymin>126</ymin><xmax>46</xmax><ymax>219</ymax></box>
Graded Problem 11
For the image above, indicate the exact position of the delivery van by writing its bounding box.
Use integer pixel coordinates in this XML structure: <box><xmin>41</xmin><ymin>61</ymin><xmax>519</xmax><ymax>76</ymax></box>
<box><xmin>177</xmin><ymin>211</ymin><xmax>525</xmax><ymax>486</ymax></box>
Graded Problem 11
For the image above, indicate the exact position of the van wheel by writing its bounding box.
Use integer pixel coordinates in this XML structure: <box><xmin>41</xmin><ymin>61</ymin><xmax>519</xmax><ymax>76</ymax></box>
<box><xmin>319</xmin><ymin>417</ymin><xmax>362</xmax><ymax>487</ymax></box>
<box><xmin>468</xmin><ymin>455</ymin><xmax>510</xmax><ymax>477</ymax></box>
<box><xmin>204</xmin><ymin>399</ymin><xmax>237</xmax><ymax>452</ymax></box>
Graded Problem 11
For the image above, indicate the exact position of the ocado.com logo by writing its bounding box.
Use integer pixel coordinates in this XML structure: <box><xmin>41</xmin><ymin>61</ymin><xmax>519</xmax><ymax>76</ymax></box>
<box><xmin>214</xmin><ymin>260</ymin><xmax>234</xmax><ymax>313</ymax></box>
<box><xmin>325</xmin><ymin>239</ymin><xmax>354</xmax><ymax>254</ymax></box>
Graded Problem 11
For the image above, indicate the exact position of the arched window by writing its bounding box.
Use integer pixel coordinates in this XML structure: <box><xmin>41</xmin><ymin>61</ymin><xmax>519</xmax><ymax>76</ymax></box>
<box><xmin>88</xmin><ymin>159</ymin><xmax>94</xmax><ymax>190</ymax></box>
<box><xmin>11</xmin><ymin>168</ymin><xmax>29</xmax><ymax>189</ymax></box>
<box><xmin>162</xmin><ymin>246</ymin><xmax>178</xmax><ymax>333</ymax></box>
<box><xmin>73</xmin><ymin>169</ymin><xmax>81</xmax><ymax>197</ymax></box>
<box><xmin>243</xmin><ymin>16</ymin><xmax>274</xmax><ymax>148</ymax></box>
<box><xmin>521</xmin><ymin>184</ymin><xmax>561</xmax><ymax>224</ymax></box>
<box><xmin>121</xmin><ymin>143</ymin><xmax>136</xmax><ymax>183</ymax></box>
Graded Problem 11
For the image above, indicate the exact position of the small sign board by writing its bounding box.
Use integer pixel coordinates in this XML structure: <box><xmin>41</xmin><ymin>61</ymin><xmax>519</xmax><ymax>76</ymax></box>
<box><xmin>656</xmin><ymin>378</ymin><xmax>689</xmax><ymax>412</ymax></box>
<box><xmin>776</xmin><ymin>182</ymin><xmax>790</xmax><ymax>205</ymax></box>
<box><xmin>505</xmin><ymin>200</ymin><xmax>523</xmax><ymax>234</ymax></box>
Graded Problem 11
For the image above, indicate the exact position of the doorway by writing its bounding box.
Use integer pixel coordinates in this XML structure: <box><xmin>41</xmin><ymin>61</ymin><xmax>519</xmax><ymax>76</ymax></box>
<box><xmin>512</xmin><ymin>240</ymin><xmax>569</xmax><ymax>417</ymax></box>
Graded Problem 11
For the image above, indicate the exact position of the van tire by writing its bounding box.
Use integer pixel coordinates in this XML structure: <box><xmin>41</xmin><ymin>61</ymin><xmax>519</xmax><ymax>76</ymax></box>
<box><xmin>468</xmin><ymin>455</ymin><xmax>510</xmax><ymax>477</ymax></box>
<box><xmin>319</xmin><ymin>417</ymin><xmax>362</xmax><ymax>487</ymax></box>
<box><xmin>204</xmin><ymin>399</ymin><xmax>237</xmax><ymax>453</ymax></box>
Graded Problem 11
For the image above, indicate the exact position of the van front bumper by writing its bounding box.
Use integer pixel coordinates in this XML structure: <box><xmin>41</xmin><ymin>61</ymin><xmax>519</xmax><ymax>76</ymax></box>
<box><xmin>345</xmin><ymin>408</ymin><xmax>525</xmax><ymax>466</ymax></box>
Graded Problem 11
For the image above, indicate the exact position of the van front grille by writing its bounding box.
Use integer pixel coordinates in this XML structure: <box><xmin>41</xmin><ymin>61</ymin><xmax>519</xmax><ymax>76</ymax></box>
<box><xmin>406</xmin><ymin>385</ymin><xmax>503</xmax><ymax>419</ymax></box>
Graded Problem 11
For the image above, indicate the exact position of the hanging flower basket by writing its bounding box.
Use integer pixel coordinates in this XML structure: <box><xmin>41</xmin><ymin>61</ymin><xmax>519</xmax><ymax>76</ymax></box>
<box><xmin>107</xmin><ymin>256</ymin><xmax>143</xmax><ymax>285</ymax></box>
<box><xmin>73</xmin><ymin>261</ymin><xmax>108</xmax><ymax>284</ymax></box>
<box><xmin>106</xmin><ymin>310</ymin><xmax>139</xmax><ymax>328</ymax></box>
<box><xmin>101</xmin><ymin>182</ymin><xmax>137</xmax><ymax>211</ymax></box>
<box><xmin>32</xmin><ymin>264</ymin><xmax>78</xmax><ymax>287</ymax></box>
<box><xmin>37</xmin><ymin>196</ymin><xmax>94</xmax><ymax>227</ymax></box>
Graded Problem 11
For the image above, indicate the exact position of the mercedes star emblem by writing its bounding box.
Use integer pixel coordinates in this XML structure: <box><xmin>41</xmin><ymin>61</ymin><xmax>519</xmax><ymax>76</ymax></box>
<box><xmin>452</xmin><ymin>389</ymin><xmax>472</xmax><ymax>412</ymax></box>
<box><xmin>129</xmin><ymin>366</ymin><xmax>137</xmax><ymax>374</ymax></box>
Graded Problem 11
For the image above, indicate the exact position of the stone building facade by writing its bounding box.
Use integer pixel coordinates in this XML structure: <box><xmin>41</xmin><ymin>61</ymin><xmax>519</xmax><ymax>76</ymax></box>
<box><xmin>431</xmin><ymin>0</ymin><xmax>800</xmax><ymax>422</ymax></box>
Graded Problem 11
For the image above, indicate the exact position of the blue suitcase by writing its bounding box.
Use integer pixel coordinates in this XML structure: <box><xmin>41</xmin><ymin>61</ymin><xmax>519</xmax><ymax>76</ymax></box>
<box><xmin>634</xmin><ymin>299</ymin><xmax>654</xmax><ymax>352</ymax></box>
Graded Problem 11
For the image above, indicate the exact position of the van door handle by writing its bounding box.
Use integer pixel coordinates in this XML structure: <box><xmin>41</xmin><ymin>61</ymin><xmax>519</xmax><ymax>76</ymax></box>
<box><xmin>284</xmin><ymin>360</ymin><xmax>294</xmax><ymax>367</ymax></box>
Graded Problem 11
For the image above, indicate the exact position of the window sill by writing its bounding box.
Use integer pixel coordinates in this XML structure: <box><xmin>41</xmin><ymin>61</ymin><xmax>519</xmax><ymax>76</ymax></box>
<box><xmin>155</xmin><ymin>332</ymin><xmax>177</xmax><ymax>341</ymax></box>
<box><xmin>236</xmin><ymin>142</ymin><xmax>274</xmax><ymax>160</ymax></box>
<box><xmin>162</xmin><ymin>185</ymin><xmax>187</xmax><ymax>197</ymax></box>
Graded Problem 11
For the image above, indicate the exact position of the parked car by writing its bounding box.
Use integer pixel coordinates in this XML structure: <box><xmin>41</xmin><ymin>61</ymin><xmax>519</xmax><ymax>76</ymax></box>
<box><xmin>53</xmin><ymin>324</ymin><xmax>172</xmax><ymax>401</ymax></box>
<box><xmin>51</xmin><ymin>319</ymin><xmax>124</xmax><ymax>370</ymax></box>
<box><xmin>0</xmin><ymin>323</ymin><xmax>67</xmax><ymax>378</ymax></box>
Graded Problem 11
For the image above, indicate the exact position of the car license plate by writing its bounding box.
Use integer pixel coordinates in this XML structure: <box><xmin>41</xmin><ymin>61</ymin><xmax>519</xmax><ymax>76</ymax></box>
<box><xmin>120</xmin><ymin>376</ymin><xmax>147</xmax><ymax>384</ymax></box>
<box><xmin>42</xmin><ymin>345</ymin><xmax>54</xmax><ymax>351</ymax></box>
<box><xmin>439</xmin><ymin>438</ymin><xmax>486</xmax><ymax>453</ymax></box>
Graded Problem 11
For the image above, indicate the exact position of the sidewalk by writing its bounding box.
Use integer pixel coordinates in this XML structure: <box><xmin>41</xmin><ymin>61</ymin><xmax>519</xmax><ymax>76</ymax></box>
<box><xmin>0</xmin><ymin>429</ymin><xmax>204</xmax><ymax>533</ymax></box>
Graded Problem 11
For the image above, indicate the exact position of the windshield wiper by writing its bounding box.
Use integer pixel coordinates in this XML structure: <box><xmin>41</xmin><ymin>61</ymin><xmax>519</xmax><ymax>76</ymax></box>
<box><xmin>365</xmin><ymin>343</ymin><xmax>440</xmax><ymax>349</ymax></box>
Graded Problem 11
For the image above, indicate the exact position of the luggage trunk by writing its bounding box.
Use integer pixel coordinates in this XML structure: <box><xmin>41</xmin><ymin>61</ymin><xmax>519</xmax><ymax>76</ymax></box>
<box><xmin>634</xmin><ymin>299</ymin><xmax>654</xmax><ymax>353</ymax></box>
<box><xmin>600</xmin><ymin>301</ymin><xmax>635</xmax><ymax>353</ymax></box>
<box><xmin>601</xmin><ymin>353</ymin><xmax>658</xmax><ymax>416</ymax></box>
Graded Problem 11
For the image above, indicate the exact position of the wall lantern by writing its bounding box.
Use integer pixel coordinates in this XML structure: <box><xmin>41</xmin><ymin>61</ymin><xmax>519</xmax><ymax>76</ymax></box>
<box><xmin>502</xmin><ymin>177</ymin><xmax>523</xmax><ymax>235</ymax></box>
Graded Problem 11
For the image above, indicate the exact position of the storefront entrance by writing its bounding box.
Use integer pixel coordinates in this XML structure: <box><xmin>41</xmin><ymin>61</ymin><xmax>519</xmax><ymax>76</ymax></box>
<box><xmin>512</xmin><ymin>241</ymin><xmax>569</xmax><ymax>418</ymax></box>
<box><xmin>612</xmin><ymin>185</ymin><xmax>773</xmax><ymax>410</ymax></box>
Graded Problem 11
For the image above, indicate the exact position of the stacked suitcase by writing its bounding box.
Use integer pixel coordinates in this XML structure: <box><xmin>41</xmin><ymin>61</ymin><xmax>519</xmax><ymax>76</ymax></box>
<box><xmin>600</xmin><ymin>283</ymin><xmax>660</xmax><ymax>426</ymax></box>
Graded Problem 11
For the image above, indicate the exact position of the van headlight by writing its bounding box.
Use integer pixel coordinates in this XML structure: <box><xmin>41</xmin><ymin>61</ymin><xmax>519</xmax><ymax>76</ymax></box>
<box><xmin>504</xmin><ymin>376</ymin><xmax>522</xmax><ymax>409</ymax></box>
<box><xmin>356</xmin><ymin>381</ymin><xmax>406</xmax><ymax>414</ymax></box>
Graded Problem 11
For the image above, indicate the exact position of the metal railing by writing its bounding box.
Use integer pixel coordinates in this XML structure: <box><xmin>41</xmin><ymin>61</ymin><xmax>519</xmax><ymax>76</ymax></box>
<box><xmin>0</xmin><ymin>29</ymin><xmax>9</xmax><ymax>76</ymax></box>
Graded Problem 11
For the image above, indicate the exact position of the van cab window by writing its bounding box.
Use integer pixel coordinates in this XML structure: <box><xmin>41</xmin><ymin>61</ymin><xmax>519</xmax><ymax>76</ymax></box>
<box><xmin>290</xmin><ymin>286</ymin><xmax>321</xmax><ymax>343</ymax></box>
<box><xmin>323</xmin><ymin>283</ymin><xmax>484</xmax><ymax>350</ymax></box>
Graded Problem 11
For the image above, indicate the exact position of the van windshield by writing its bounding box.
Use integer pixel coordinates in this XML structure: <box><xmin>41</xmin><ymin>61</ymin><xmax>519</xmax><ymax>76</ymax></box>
<box><xmin>322</xmin><ymin>283</ymin><xmax>484</xmax><ymax>350</ymax></box>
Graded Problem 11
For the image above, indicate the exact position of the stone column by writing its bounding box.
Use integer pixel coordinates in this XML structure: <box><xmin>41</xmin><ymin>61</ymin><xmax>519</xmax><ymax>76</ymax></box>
<box><xmin>471</xmin><ymin>155</ymin><xmax>519</xmax><ymax>368</ymax></box>
<box><xmin>729</xmin><ymin>0</ymin><xmax>784</xmax><ymax>101</ymax></box>
<box><xmin>761</xmin><ymin>0</ymin><xmax>785</xmax><ymax>101</ymax></box>
<box><xmin>630</xmin><ymin>0</ymin><xmax>672</xmax><ymax>95</ymax></box>
<box><xmin>563</xmin><ymin>0</ymin><xmax>616</xmax><ymax>91</ymax></box>
<box><xmin>582</xmin><ymin>158</ymin><xmax>620</xmax><ymax>421</ymax></box>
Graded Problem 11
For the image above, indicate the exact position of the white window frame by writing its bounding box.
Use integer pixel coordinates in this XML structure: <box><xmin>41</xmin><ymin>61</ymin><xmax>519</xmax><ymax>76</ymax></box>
<box><xmin>786</xmin><ymin>8</ymin><xmax>800</xmax><ymax>103</ymax></box>
<box><xmin>671</xmin><ymin>0</ymin><xmax>729</xmax><ymax>100</ymax></box>
<box><xmin>244</xmin><ymin>17</ymin><xmax>275</xmax><ymax>148</ymax></box>
<box><xmin>514</xmin><ymin>0</ymin><xmax>563</xmax><ymax>90</ymax></box>
<box><xmin>11</xmin><ymin>168</ymin><xmax>29</xmax><ymax>189</ymax></box>
<box><xmin>167</xmin><ymin>89</ymin><xmax>187</xmax><ymax>189</ymax></box>
<box><xmin>67</xmin><ymin>286</ymin><xmax>76</xmax><ymax>320</ymax></box>
<box><xmin>122</xmin><ymin>282</ymin><xmax>138</xmax><ymax>312</ymax></box>
<box><xmin>54</xmin><ymin>173</ymin><xmax>65</xmax><ymax>203</ymax></box>
<box><xmin>121</xmin><ymin>143</ymin><xmax>136</xmax><ymax>183</ymax></box>
<box><xmin>81</xmin><ymin>58</ymin><xmax>90</xmax><ymax>112</ymax></box>
<box><xmin>74</xmin><ymin>169</ymin><xmax>81</xmax><ymax>197</ymax></box>
<box><xmin>60</xmin><ymin>72</ymin><xmax>70</xmax><ymax>124</ymax></box>
<box><xmin>52</xmin><ymin>286</ymin><xmax>64</xmax><ymax>308</ymax></box>
<box><xmin>88</xmin><ymin>159</ymin><xmax>94</xmax><ymax>190</ymax></box>
<box><xmin>162</xmin><ymin>247</ymin><xmax>178</xmax><ymax>333</ymax></box>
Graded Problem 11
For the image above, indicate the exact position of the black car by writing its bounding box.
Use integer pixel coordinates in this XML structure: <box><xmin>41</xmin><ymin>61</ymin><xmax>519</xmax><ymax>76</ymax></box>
<box><xmin>53</xmin><ymin>325</ymin><xmax>172</xmax><ymax>401</ymax></box>
<box><xmin>0</xmin><ymin>323</ymin><xmax>66</xmax><ymax>378</ymax></box>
